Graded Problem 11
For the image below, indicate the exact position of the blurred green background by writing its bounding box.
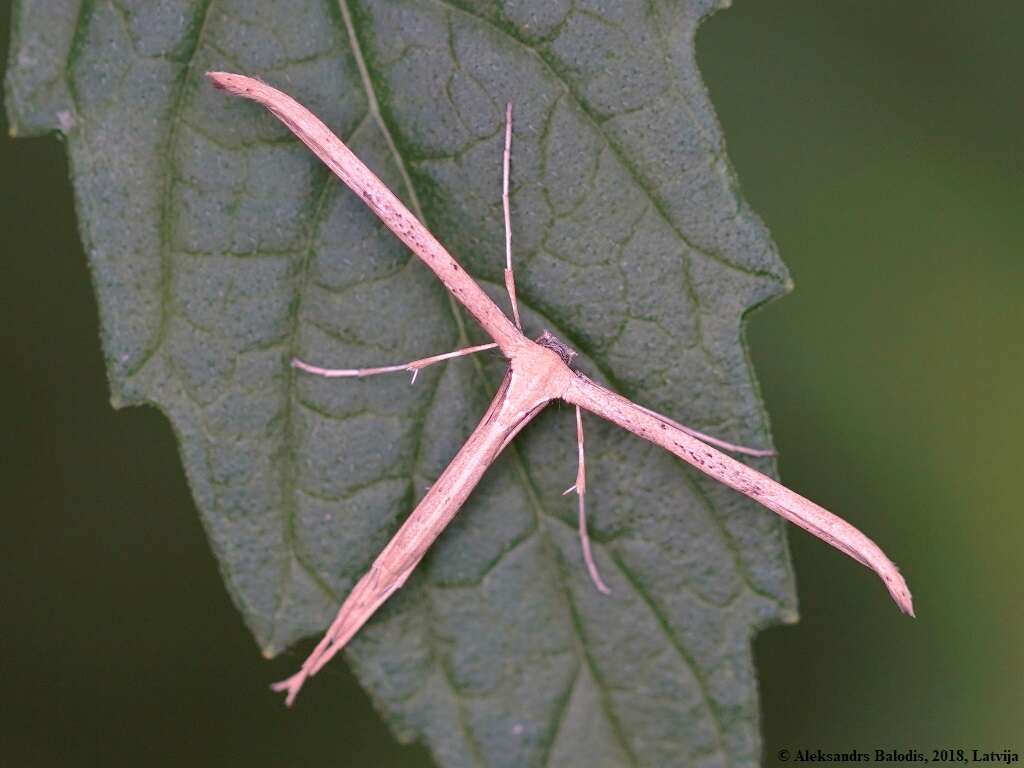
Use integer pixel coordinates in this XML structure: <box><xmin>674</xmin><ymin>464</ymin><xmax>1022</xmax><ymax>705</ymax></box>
<box><xmin>2</xmin><ymin>1</ymin><xmax>1020</xmax><ymax>765</ymax></box>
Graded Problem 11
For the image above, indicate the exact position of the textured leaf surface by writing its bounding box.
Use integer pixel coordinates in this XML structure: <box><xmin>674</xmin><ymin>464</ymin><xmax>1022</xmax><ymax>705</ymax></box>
<box><xmin>7</xmin><ymin>0</ymin><xmax>797</xmax><ymax>764</ymax></box>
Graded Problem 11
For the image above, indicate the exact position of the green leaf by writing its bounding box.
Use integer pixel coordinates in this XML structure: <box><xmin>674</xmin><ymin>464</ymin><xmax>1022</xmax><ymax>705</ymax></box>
<box><xmin>7</xmin><ymin>0</ymin><xmax>797</xmax><ymax>764</ymax></box>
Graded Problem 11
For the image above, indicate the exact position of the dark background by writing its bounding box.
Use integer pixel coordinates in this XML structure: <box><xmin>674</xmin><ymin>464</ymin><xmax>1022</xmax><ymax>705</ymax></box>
<box><xmin>3</xmin><ymin>2</ymin><xmax>1021</xmax><ymax>765</ymax></box>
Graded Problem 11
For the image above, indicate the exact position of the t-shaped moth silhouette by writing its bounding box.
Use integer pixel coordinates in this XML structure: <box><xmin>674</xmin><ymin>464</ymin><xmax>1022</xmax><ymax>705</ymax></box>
<box><xmin>207</xmin><ymin>72</ymin><xmax>913</xmax><ymax>707</ymax></box>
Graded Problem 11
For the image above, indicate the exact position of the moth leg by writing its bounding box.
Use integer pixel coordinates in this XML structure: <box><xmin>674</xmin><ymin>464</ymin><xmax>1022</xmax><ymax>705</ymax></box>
<box><xmin>564</xmin><ymin>406</ymin><xmax>611</xmax><ymax>594</ymax></box>
<box><xmin>502</xmin><ymin>102</ymin><xmax>523</xmax><ymax>330</ymax></box>
<box><xmin>292</xmin><ymin>342</ymin><xmax>498</xmax><ymax>384</ymax></box>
